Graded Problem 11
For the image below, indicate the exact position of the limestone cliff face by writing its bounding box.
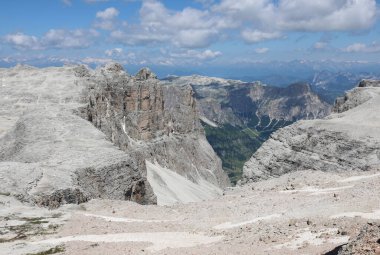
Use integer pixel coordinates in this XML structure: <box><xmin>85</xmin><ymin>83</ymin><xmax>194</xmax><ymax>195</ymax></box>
<box><xmin>162</xmin><ymin>84</ymin><xmax>201</xmax><ymax>134</ymax></box>
<box><xmin>241</xmin><ymin>80</ymin><xmax>380</xmax><ymax>183</ymax></box>
<box><xmin>83</xmin><ymin>66</ymin><xmax>202</xmax><ymax>145</ymax></box>
<box><xmin>80</xmin><ymin>64</ymin><xmax>230</xmax><ymax>205</ymax></box>
<box><xmin>0</xmin><ymin>65</ymin><xmax>156</xmax><ymax>208</ymax></box>
<box><xmin>248</xmin><ymin>83</ymin><xmax>331</xmax><ymax>121</ymax></box>
<box><xmin>0</xmin><ymin>64</ymin><xmax>229</xmax><ymax>208</ymax></box>
<box><xmin>333</xmin><ymin>80</ymin><xmax>380</xmax><ymax>113</ymax></box>
<box><xmin>85</xmin><ymin>66</ymin><xmax>165</xmax><ymax>146</ymax></box>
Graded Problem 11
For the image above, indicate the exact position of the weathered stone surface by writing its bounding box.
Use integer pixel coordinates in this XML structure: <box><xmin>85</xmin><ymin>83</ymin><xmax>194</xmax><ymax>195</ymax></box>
<box><xmin>79</xmin><ymin>66</ymin><xmax>230</xmax><ymax>204</ymax></box>
<box><xmin>242</xmin><ymin>80</ymin><xmax>380</xmax><ymax>183</ymax></box>
<box><xmin>358</xmin><ymin>79</ymin><xmax>380</xmax><ymax>88</ymax></box>
<box><xmin>0</xmin><ymin>99</ymin><xmax>155</xmax><ymax>206</ymax></box>
<box><xmin>103</xmin><ymin>62</ymin><xmax>125</xmax><ymax>73</ymax></box>
<box><xmin>34</xmin><ymin>188</ymin><xmax>88</xmax><ymax>209</ymax></box>
<box><xmin>248</xmin><ymin>83</ymin><xmax>331</xmax><ymax>121</ymax></box>
<box><xmin>75</xmin><ymin>158</ymin><xmax>155</xmax><ymax>205</ymax></box>
<box><xmin>325</xmin><ymin>223</ymin><xmax>380</xmax><ymax>255</ymax></box>
<box><xmin>135</xmin><ymin>67</ymin><xmax>157</xmax><ymax>81</ymax></box>
<box><xmin>162</xmin><ymin>84</ymin><xmax>201</xmax><ymax>134</ymax></box>
<box><xmin>82</xmin><ymin>67</ymin><xmax>165</xmax><ymax>142</ymax></box>
<box><xmin>0</xmin><ymin>64</ymin><xmax>229</xmax><ymax>207</ymax></box>
<box><xmin>333</xmin><ymin>86</ymin><xmax>375</xmax><ymax>113</ymax></box>
<box><xmin>73</xmin><ymin>65</ymin><xmax>91</xmax><ymax>77</ymax></box>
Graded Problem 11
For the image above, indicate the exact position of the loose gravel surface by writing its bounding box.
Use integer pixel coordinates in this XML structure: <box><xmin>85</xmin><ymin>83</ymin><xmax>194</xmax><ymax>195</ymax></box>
<box><xmin>1</xmin><ymin>170</ymin><xmax>379</xmax><ymax>255</ymax></box>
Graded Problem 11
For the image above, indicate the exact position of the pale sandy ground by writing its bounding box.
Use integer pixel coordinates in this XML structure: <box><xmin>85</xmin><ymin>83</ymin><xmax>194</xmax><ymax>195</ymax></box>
<box><xmin>1</xmin><ymin>170</ymin><xmax>380</xmax><ymax>255</ymax></box>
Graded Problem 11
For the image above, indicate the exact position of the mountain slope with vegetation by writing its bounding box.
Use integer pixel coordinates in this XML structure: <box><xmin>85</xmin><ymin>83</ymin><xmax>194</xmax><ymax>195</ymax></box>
<box><xmin>162</xmin><ymin>76</ymin><xmax>331</xmax><ymax>184</ymax></box>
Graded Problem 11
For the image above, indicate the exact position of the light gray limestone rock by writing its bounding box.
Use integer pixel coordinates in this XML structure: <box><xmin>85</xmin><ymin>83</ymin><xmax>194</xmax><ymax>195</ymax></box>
<box><xmin>0</xmin><ymin>64</ymin><xmax>229</xmax><ymax>207</ymax></box>
<box><xmin>79</xmin><ymin>66</ymin><xmax>230</xmax><ymax>204</ymax></box>
<box><xmin>242</xmin><ymin>80</ymin><xmax>380</xmax><ymax>183</ymax></box>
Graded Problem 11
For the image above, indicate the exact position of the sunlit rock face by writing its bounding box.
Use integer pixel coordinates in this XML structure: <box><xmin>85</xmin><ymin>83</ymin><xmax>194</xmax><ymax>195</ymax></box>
<box><xmin>0</xmin><ymin>63</ymin><xmax>229</xmax><ymax>207</ymax></box>
<box><xmin>80</xmin><ymin>64</ymin><xmax>230</xmax><ymax>205</ymax></box>
<box><xmin>242</xmin><ymin>80</ymin><xmax>380</xmax><ymax>184</ymax></box>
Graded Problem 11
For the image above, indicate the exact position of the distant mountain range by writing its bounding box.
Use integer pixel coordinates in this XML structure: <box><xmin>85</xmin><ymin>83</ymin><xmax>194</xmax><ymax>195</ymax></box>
<box><xmin>310</xmin><ymin>70</ymin><xmax>380</xmax><ymax>103</ymax></box>
<box><xmin>154</xmin><ymin>60</ymin><xmax>380</xmax><ymax>103</ymax></box>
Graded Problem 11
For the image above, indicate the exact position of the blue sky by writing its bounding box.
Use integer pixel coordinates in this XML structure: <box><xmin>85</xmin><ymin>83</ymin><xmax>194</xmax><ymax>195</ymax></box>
<box><xmin>1</xmin><ymin>0</ymin><xmax>380</xmax><ymax>75</ymax></box>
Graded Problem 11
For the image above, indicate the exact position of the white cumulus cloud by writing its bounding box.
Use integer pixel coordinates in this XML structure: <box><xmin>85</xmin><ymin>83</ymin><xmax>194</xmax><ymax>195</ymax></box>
<box><xmin>343</xmin><ymin>42</ymin><xmax>380</xmax><ymax>53</ymax></box>
<box><xmin>106</xmin><ymin>0</ymin><xmax>378</xmax><ymax>48</ymax></box>
<box><xmin>195</xmin><ymin>49</ymin><xmax>222</xmax><ymax>59</ymax></box>
<box><xmin>42</xmin><ymin>29</ymin><xmax>99</xmax><ymax>49</ymax></box>
<box><xmin>96</xmin><ymin>7</ymin><xmax>119</xmax><ymax>19</ymax></box>
<box><xmin>241</xmin><ymin>30</ymin><xmax>282</xmax><ymax>43</ymax></box>
<box><xmin>278</xmin><ymin>0</ymin><xmax>376</xmax><ymax>31</ymax></box>
<box><xmin>214</xmin><ymin>0</ymin><xmax>377</xmax><ymax>43</ymax></box>
<box><xmin>169</xmin><ymin>49</ymin><xmax>222</xmax><ymax>60</ymax></box>
<box><xmin>4</xmin><ymin>29</ymin><xmax>99</xmax><ymax>50</ymax></box>
<box><xmin>94</xmin><ymin>7</ymin><xmax>119</xmax><ymax>30</ymax></box>
<box><xmin>111</xmin><ymin>0</ymin><xmax>224</xmax><ymax>48</ymax></box>
<box><xmin>4</xmin><ymin>33</ymin><xmax>41</xmax><ymax>50</ymax></box>
<box><xmin>105</xmin><ymin>48</ymin><xmax>124</xmax><ymax>57</ymax></box>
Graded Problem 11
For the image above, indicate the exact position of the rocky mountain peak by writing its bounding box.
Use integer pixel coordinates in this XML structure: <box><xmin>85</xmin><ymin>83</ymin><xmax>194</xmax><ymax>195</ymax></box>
<box><xmin>13</xmin><ymin>63</ymin><xmax>36</xmax><ymax>70</ymax></box>
<box><xmin>333</xmin><ymin>79</ymin><xmax>380</xmax><ymax>113</ymax></box>
<box><xmin>135</xmin><ymin>67</ymin><xmax>157</xmax><ymax>81</ymax></box>
<box><xmin>287</xmin><ymin>82</ymin><xmax>312</xmax><ymax>95</ymax></box>
<box><xmin>80</xmin><ymin>64</ymin><xmax>230</xmax><ymax>203</ymax></box>
<box><xmin>358</xmin><ymin>79</ymin><xmax>380</xmax><ymax>88</ymax></box>
<box><xmin>103</xmin><ymin>62</ymin><xmax>125</xmax><ymax>73</ymax></box>
<box><xmin>73</xmin><ymin>65</ymin><xmax>91</xmax><ymax>77</ymax></box>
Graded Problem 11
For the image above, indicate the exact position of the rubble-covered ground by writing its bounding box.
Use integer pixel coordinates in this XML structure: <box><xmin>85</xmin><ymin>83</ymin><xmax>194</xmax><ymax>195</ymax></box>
<box><xmin>1</xmin><ymin>170</ymin><xmax>379</xmax><ymax>255</ymax></box>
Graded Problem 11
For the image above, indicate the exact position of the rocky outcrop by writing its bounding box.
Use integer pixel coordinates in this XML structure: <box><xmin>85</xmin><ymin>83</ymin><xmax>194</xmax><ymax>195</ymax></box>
<box><xmin>0</xmin><ymin>66</ymin><xmax>155</xmax><ymax>207</ymax></box>
<box><xmin>80</xmin><ymin>64</ymin><xmax>203</xmax><ymax>144</ymax></box>
<box><xmin>135</xmin><ymin>67</ymin><xmax>158</xmax><ymax>81</ymax></box>
<box><xmin>79</xmin><ymin>64</ymin><xmax>230</xmax><ymax>205</ymax></box>
<box><xmin>358</xmin><ymin>79</ymin><xmax>380</xmax><ymax>88</ymax></box>
<box><xmin>325</xmin><ymin>223</ymin><xmax>380</xmax><ymax>255</ymax></box>
<box><xmin>34</xmin><ymin>188</ymin><xmax>88</xmax><ymax>209</ymax></box>
<box><xmin>83</xmin><ymin>64</ymin><xmax>165</xmax><ymax>143</ymax></box>
<box><xmin>333</xmin><ymin>81</ymin><xmax>377</xmax><ymax>114</ymax></box>
<box><xmin>0</xmin><ymin>64</ymin><xmax>229</xmax><ymax>207</ymax></box>
<box><xmin>242</xmin><ymin>80</ymin><xmax>380</xmax><ymax>183</ymax></box>
<box><xmin>161</xmin><ymin>75</ymin><xmax>244</xmax><ymax>126</ymax></box>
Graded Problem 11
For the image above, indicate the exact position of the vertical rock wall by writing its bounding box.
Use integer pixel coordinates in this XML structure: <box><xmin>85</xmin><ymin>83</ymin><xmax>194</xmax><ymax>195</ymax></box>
<box><xmin>79</xmin><ymin>64</ymin><xmax>230</xmax><ymax>205</ymax></box>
